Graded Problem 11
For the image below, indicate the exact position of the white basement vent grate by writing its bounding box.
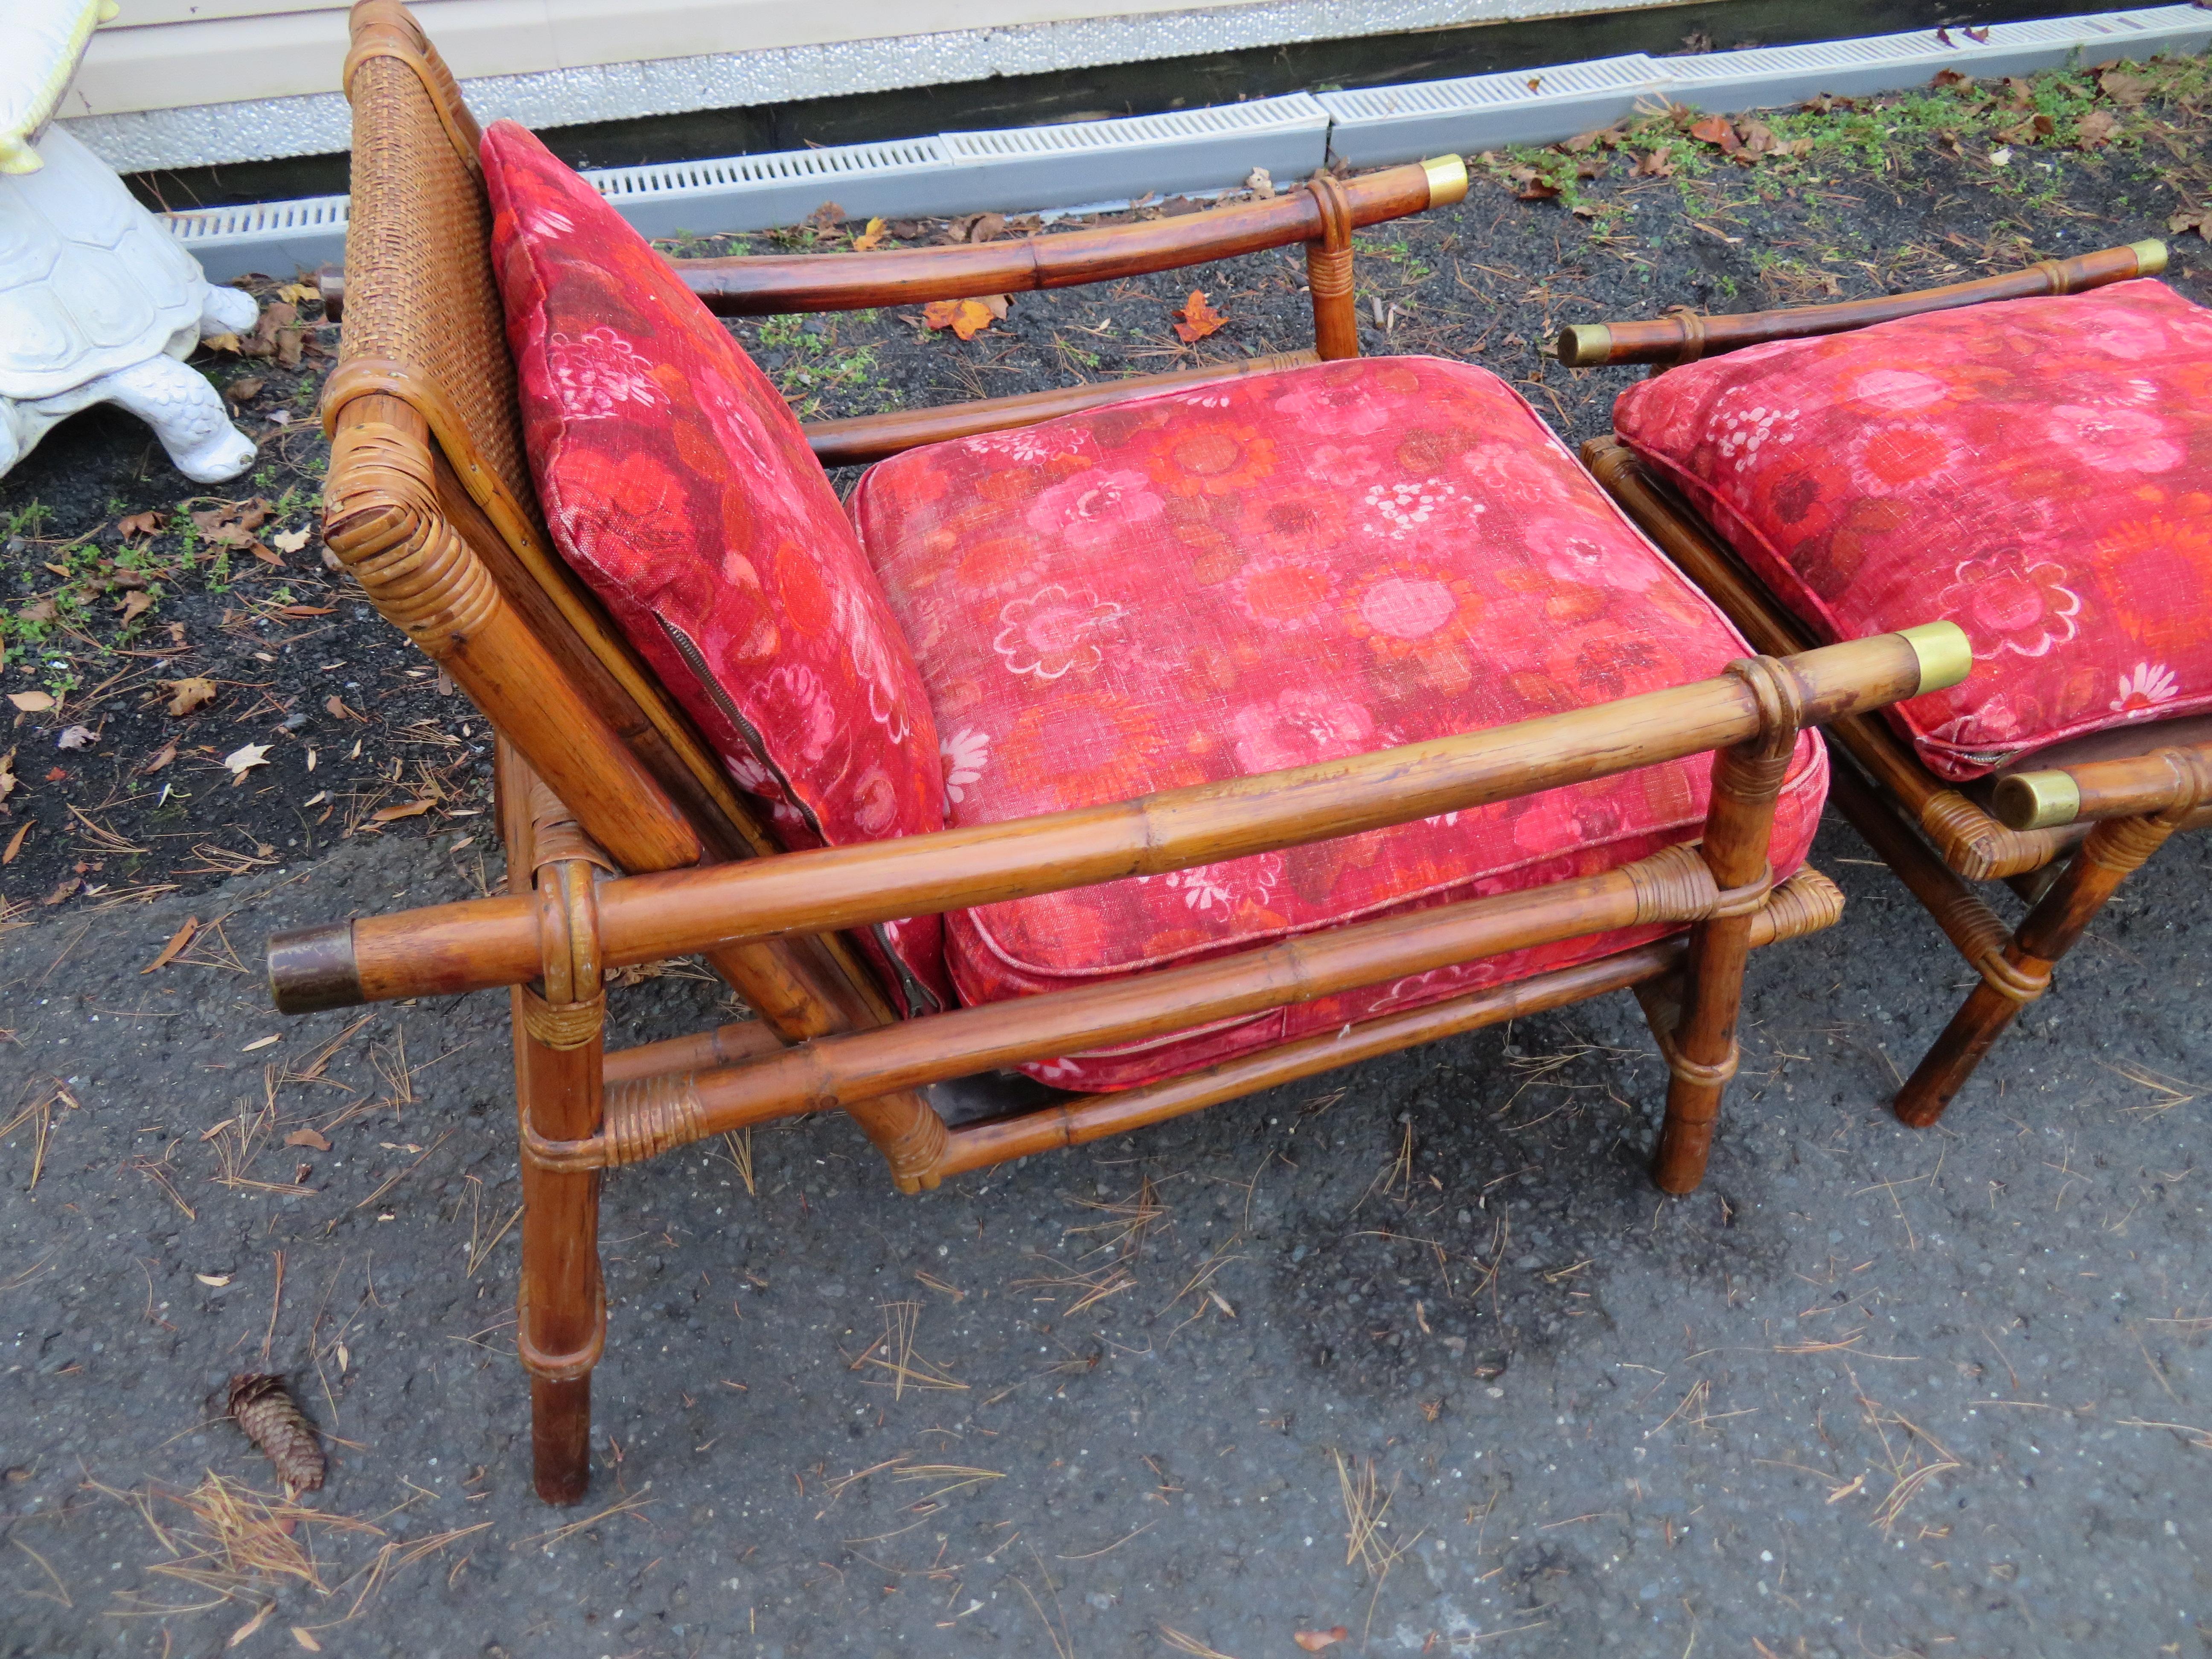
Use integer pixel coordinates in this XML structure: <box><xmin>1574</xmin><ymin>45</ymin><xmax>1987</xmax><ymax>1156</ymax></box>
<box><xmin>1319</xmin><ymin>55</ymin><xmax>1665</xmax><ymax>163</ymax></box>
<box><xmin>584</xmin><ymin>136</ymin><xmax>964</xmax><ymax>239</ymax></box>
<box><xmin>167</xmin><ymin>7</ymin><xmax>2212</xmax><ymax>277</ymax></box>
<box><xmin>163</xmin><ymin>192</ymin><xmax>349</xmax><ymax>284</ymax></box>
<box><xmin>935</xmin><ymin>96</ymin><xmax>1329</xmax><ymax>209</ymax></box>
<box><xmin>1664</xmin><ymin>6</ymin><xmax>2212</xmax><ymax>112</ymax></box>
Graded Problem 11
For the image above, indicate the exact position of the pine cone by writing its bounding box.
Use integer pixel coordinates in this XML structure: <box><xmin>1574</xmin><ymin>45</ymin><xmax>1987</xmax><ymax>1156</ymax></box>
<box><xmin>227</xmin><ymin>1373</ymin><xmax>326</xmax><ymax>1492</ymax></box>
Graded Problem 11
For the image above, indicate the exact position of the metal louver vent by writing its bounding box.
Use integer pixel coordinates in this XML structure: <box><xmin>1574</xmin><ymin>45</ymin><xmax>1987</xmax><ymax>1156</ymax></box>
<box><xmin>162</xmin><ymin>193</ymin><xmax>350</xmax><ymax>283</ymax></box>
<box><xmin>934</xmin><ymin>96</ymin><xmax>1329</xmax><ymax>210</ymax></box>
<box><xmin>1664</xmin><ymin>7</ymin><xmax>2212</xmax><ymax>112</ymax></box>
<box><xmin>165</xmin><ymin>7</ymin><xmax>2212</xmax><ymax>279</ymax></box>
<box><xmin>1319</xmin><ymin>56</ymin><xmax>1666</xmax><ymax>163</ymax></box>
<box><xmin>584</xmin><ymin>137</ymin><xmax>963</xmax><ymax>239</ymax></box>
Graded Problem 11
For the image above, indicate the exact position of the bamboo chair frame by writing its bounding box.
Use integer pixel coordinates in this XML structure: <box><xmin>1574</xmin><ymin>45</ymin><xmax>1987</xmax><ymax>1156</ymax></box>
<box><xmin>285</xmin><ymin>0</ymin><xmax>1962</xmax><ymax>1504</ymax></box>
<box><xmin>1568</xmin><ymin>244</ymin><xmax>2212</xmax><ymax>1129</ymax></box>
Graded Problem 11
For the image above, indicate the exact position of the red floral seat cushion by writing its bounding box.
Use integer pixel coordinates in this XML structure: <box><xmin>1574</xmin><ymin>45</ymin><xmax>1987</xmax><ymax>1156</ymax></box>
<box><xmin>852</xmin><ymin>356</ymin><xmax>1828</xmax><ymax>1089</ymax></box>
<box><xmin>1612</xmin><ymin>279</ymin><xmax>2212</xmax><ymax>780</ymax></box>
<box><xmin>481</xmin><ymin>120</ymin><xmax>949</xmax><ymax>1012</ymax></box>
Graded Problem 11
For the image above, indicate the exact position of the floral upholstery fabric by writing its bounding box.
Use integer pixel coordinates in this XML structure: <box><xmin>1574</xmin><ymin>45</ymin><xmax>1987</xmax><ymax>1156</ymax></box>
<box><xmin>852</xmin><ymin>356</ymin><xmax>1828</xmax><ymax>1089</ymax></box>
<box><xmin>1612</xmin><ymin>279</ymin><xmax>2212</xmax><ymax>780</ymax></box>
<box><xmin>481</xmin><ymin>120</ymin><xmax>949</xmax><ymax>1013</ymax></box>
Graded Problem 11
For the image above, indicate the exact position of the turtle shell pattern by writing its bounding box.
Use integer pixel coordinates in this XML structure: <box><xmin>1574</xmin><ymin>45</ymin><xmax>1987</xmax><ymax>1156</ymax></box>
<box><xmin>0</xmin><ymin>125</ymin><xmax>210</xmax><ymax>402</ymax></box>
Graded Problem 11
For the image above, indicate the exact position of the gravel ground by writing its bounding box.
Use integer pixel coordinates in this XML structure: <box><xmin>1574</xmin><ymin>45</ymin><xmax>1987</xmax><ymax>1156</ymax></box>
<box><xmin>6</xmin><ymin>54</ymin><xmax>2212</xmax><ymax>1659</ymax></box>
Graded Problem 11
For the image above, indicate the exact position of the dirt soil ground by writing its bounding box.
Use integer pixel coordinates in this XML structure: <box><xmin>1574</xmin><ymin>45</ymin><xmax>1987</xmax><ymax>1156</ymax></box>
<box><xmin>6</xmin><ymin>55</ymin><xmax>2212</xmax><ymax>1659</ymax></box>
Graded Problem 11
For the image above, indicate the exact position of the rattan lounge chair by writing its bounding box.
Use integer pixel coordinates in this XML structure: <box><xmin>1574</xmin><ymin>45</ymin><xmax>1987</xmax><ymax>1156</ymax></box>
<box><xmin>1567</xmin><ymin>248</ymin><xmax>2212</xmax><ymax>1130</ymax></box>
<box><xmin>268</xmin><ymin>0</ymin><xmax>1963</xmax><ymax>1502</ymax></box>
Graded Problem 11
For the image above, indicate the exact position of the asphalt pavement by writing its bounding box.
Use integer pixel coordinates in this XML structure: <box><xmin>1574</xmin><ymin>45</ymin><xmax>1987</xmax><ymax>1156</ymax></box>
<box><xmin>3</xmin><ymin>802</ymin><xmax>2209</xmax><ymax>1657</ymax></box>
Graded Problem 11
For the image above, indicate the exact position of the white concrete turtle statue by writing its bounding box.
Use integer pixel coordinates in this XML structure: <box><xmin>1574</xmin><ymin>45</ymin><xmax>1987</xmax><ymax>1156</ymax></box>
<box><xmin>1</xmin><ymin>124</ymin><xmax>260</xmax><ymax>482</ymax></box>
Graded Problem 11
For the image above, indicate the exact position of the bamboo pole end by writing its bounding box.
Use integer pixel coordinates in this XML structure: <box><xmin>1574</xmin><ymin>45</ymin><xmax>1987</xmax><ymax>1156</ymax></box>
<box><xmin>2129</xmin><ymin>238</ymin><xmax>2169</xmax><ymax>277</ymax></box>
<box><xmin>1555</xmin><ymin>322</ymin><xmax>1613</xmax><ymax>367</ymax></box>
<box><xmin>267</xmin><ymin>920</ymin><xmax>365</xmax><ymax>1013</ymax></box>
<box><xmin>1421</xmin><ymin>154</ymin><xmax>1470</xmax><ymax>207</ymax></box>
<box><xmin>1991</xmin><ymin>769</ymin><xmax>2081</xmax><ymax>832</ymax></box>
<box><xmin>1896</xmin><ymin>621</ymin><xmax>1972</xmax><ymax>696</ymax></box>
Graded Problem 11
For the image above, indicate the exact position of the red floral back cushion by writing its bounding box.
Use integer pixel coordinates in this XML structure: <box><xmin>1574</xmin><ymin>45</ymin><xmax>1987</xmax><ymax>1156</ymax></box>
<box><xmin>480</xmin><ymin>120</ymin><xmax>949</xmax><ymax>1012</ymax></box>
<box><xmin>1614</xmin><ymin>279</ymin><xmax>2212</xmax><ymax>779</ymax></box>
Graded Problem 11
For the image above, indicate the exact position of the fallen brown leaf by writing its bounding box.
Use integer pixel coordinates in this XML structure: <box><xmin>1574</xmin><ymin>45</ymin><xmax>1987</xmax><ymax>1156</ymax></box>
<box><xmin>2077</xmin><ymin>108</ymin><xmax>2119</xmax><ymax>149</ymax></box>
<box><xmin>369</xmin><ymin>798</ymin><xmax>436</xmax><ymax>823</ymax></box>
<box><xmin>850</xmin><ymin>215</ymin><xmax>888</xmax><ymax>251</ymax></box>
<box><xmin>1294</xmin><ymin>1630</ymin><xmax>1350</xmax><ymax>1652</ymax></box>
<box><xmin>118</xmin><ymin>510</ymin><xmax>163</xmax><ymax>539</ymax></box>
<box><xmin>1688</xmin><ymin>114</ymin><xmax>1741</xmax><ymax>153</ymax></box>
<box><xmin>42</xmin><ymin>875</ymin><xmax>79</xmax><ymax>905</ymax></box>
<box><xmin>270</xmin><ymin>527</ymin><xmax>312</xmax><ymax>555</ymax></box>
<box><xmin>1560</xmin><ymin>125</ymin><xmax>1625</xmax><ymax>154</ymax></box>
<box><xmin>119</xmin><ymin>589</ymin><xmax>154</xmax><ymax>622</ymax></box>
<box><xmin>144</xmin><ymin>916</ymin><xmax>200</xmax><ymax>972</ymax></box>
<box><xmin>2171</xmin><ymin>204</ymin><xmax>2212</xmax><ymax>239</ymax></box>
<box><xmin>948</xmin><ymin>210</ymin><xmax>1006</xmax><ymax>244</ymax></box>
<box><xmin>144</xmin><ymin>741</ymin><xmax>178</xmax><ymax>774</ymax></box>
<box><xmin>225</xmin><ymin>377</ymin><xmax>265</xmax><ymax>406</ymax></box>
<box><xmin>1173</xmin><ymin>289</ymin><xmax>1228</xmax><ymax>343</ymax></box>
<box><xmin>922</xmin><ymin>298</ymin><xmax>997</xmax><ymax>341</ymax></box>
<box><xmin>285</xmin><ymin>1128</ymin><xmax>333</xmax><ymax>1151</ymax></box>
<box><xmin>164</xmin><ymin>677</ymin><xmax>218</xmax><ymax>716</ymax></box>
<box><xmin>244</xmin><ymin>302</ymin><xmax>298</xmax><ymax>366</ymax></box>
<box><xmin>0</xmin><ymin>745</ymin><xmax>14</xmax><ymax>805</ymax></box>
<box><xmin>2</xmin><ymin>819</ymin><xmax>30</xmax><ymax>865</ymax></box>
<box><xmin>249</xmin><ymin>541</ymin><xmax>286</xmax><ymax>568</ymax></box>
<box><xmin>291</xmin><ymin>1630</ymin><xmax>323</xmax><ymax>1653</ymax></box>
<box><xmin>7</xmin><ymin>690</ymin><xmax>55</xmax><ymax>713</ymax></box>
<box><xmin>2098</xmin><ymin>68</ymin><xmax>2150</xmax><ymax>107</ymax></box>
<box><xmin>223</xmin><ymin>742</ymin><xmax>273</xmax><ymax>782</ymax></box>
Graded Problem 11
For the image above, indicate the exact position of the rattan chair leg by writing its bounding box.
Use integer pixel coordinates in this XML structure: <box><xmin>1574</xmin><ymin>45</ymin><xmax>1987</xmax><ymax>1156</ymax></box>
<box><xmin>514</xmin><ymin>986</ymin><xmax>606</xmax><ymax>1504</ymax></box>
<box><xmin>1652</xmin><ymin>658</ymin><xmax>1801</xmax><ymax>1193</ymax></box>
<box><xmin>496</xmin><ymin>751</ymin><xmax>612</xmax><ymax>1503</ymax></box>
<box><xmin>1895</xmin><ymin>807</ymin><xmax>2184</xmax><ymax>1127</ymax></box>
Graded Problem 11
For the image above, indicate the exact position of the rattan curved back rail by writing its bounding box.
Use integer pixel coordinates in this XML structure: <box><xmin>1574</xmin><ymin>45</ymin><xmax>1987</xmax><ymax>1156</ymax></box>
<box><xmin>1568</xmin><ymin>244</ymin><xmax>2212</xmax><ymax>1131</ymax></box>
<box><xmin>291</xmin><ymin>0</ymin><xmax>1962</xmax><ymax>1506</ymax></box>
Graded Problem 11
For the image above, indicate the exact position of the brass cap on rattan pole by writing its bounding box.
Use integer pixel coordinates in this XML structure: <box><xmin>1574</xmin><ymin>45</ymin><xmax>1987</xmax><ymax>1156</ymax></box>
<box><xmin>1896</xmin><ymin>621</ymin><xmax>1973</xmax><ymax>695</ymax></box>
<box><xmin>1991</xmin><ymin>770</ymin><xmax>2081</xmax><ymax>832</ymax></box>
<box><xmin>2129</xmin><ymin>239</ymin><xmax>2169</xmax><ymax>276</ymax></box>
<box><xmin>1421</xmin><ymin>154</ymin><xmax>1470</xmax><ymax>207</ymax></box>
<box><xmin>1554</xmin><ymin>322</ymin><xmax>1613</xmax><ymax>367</ymax></box>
